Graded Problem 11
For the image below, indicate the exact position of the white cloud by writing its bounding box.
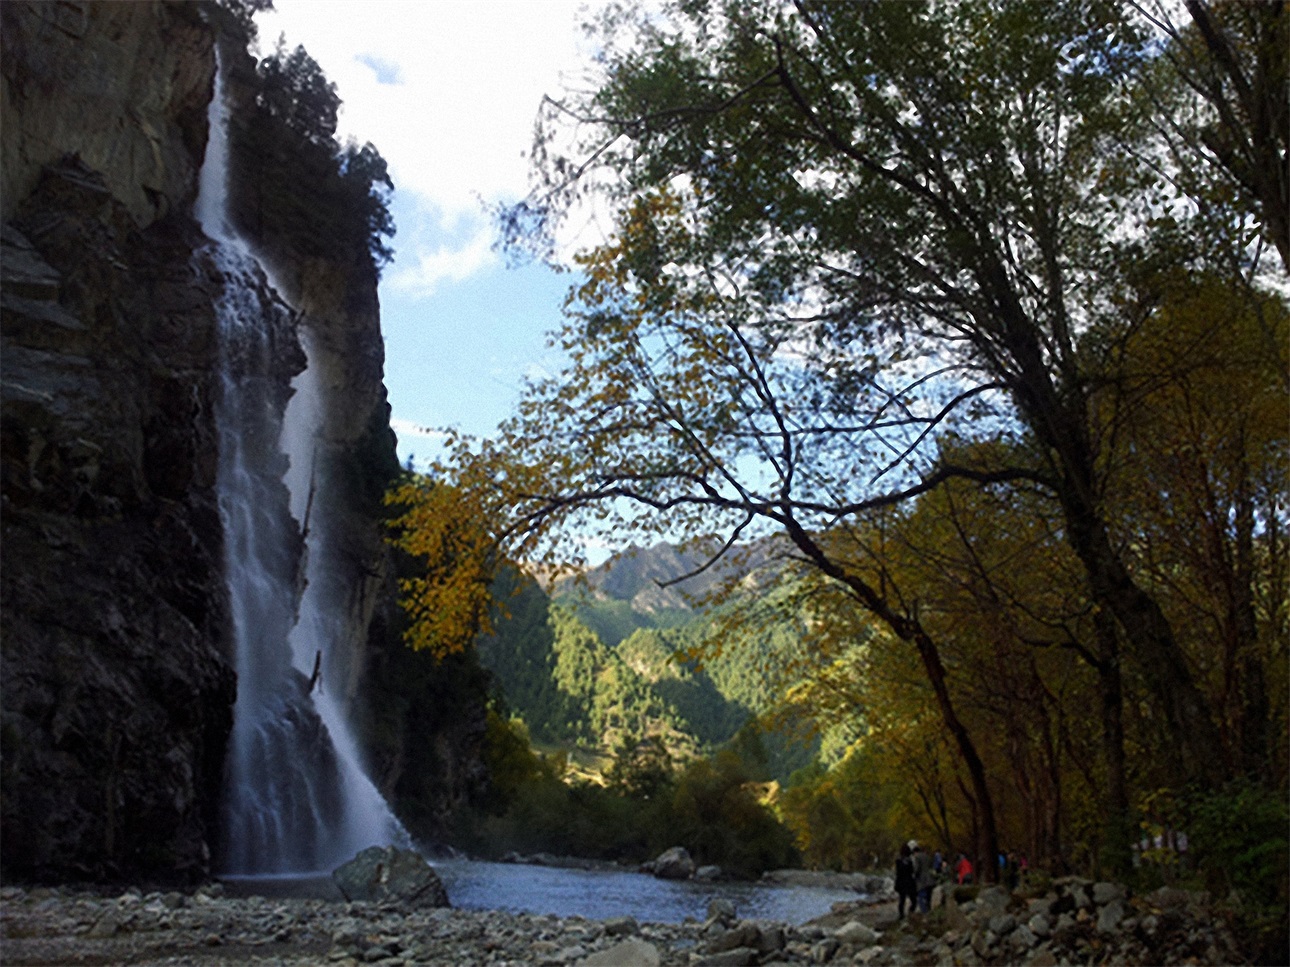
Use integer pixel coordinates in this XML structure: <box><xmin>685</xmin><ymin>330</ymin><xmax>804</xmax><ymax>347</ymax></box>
<box><xmin>387</xmin><ymin>229</ymin><xmax>496</xmax><ymax>297</ymax></box>
<box><xmin>389</xmin><ymin>418</ymin><xmax>450</xmax><ymax>442</ymax></box>
<box><xmin>255</xmin><ymin>0</ymin><xmax>595</xmax><ymax>222</ymax></box>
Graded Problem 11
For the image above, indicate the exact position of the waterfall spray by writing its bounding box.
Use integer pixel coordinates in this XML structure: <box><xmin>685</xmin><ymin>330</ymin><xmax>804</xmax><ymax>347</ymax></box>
<box><xmin>197</xmin><ymin>47</ymin><xmax>407</xmax><ymax>875</ymax></box>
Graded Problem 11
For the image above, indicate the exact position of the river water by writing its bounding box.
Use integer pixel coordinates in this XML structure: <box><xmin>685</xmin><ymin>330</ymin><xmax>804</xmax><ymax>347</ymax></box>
<box><xmin>223</xmin><ymin>859</ymin><xmax>867</xmax><ymax>925</ymax></box>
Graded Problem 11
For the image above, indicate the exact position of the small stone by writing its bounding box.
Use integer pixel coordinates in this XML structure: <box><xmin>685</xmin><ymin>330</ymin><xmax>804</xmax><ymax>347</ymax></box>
<box><xmin>579</xmin><ymin>937</ymin><xmax>661</xmax><ymax>966</ymax></box>
<box><xmin>988</xmin><ymin>913</ymin><xmax>1016</xmax><ymax>935</ymax></box>
<box><xmin>603</xmin><ymin>915</ymin><xmax>639</xmax><ymax>936</ymax></box>
<box><xmin>755</xmin><ymin>923</ymin><xmax>786</xmax><ymax>953</ymax></box>
<box><xmin>1009</xmin><ymin>924</ymin><xmax>1037</xmax><ymax>951</ymax></box>
<box><xmin>1096</xmin><ymin>899</ymin><xmax>1125</xmax><ymax>934</ymax></box>
<box><xmin>706</xmin><ymin>898</ymin><xmax>737</xmax><ymax>924</ymax></box>
<box><xmin>975</xmin><ymin>885</ymin><xmax>1011</xmax><ymax>917</ymax></box>
<box><xmin>1092</xmin><ymin>882</ymin><xmax>1126</xmax><ymax>906</ymax></box>
<box><xmin>88</xmin><ymin>915</ymin><xmax>120</xmax><ymax>938</ymax></box>
<box><xmin>810</xmin><ymin>937</ymin><xmax>840</xmax><ymax>963</ymax></box>
<box><xmin>1027</xmin><ymin>913</ymin><xmax>1051</xmax><ymax>937</ymax></box>
<box><xmin>204</xmin><ymin>932</ymin><xmax>222</xmax><ymax>946</ymax></box>
<box><xmin>707</xmin><ymin>923</ymin><xmax>760</xmax><ymax>953</ymax></box>
<box><xmin>693</xmin><ymin>948</ymin><xmax>758</xmax><ymax>967</ymax></box>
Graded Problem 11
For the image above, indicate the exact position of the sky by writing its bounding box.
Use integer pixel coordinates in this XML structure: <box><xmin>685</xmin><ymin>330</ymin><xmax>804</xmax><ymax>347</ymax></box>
<box><xmin>252</xmin><ymin>0</ymin><xmax>606</xmax><ymax>469</ymax></box>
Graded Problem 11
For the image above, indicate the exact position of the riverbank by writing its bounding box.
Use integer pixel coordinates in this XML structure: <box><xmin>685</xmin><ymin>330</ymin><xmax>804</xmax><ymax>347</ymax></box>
<box><xmin>0</xmin><ymin>876</ymin><xmax>1245</xmax><ymax>966</ymax></box>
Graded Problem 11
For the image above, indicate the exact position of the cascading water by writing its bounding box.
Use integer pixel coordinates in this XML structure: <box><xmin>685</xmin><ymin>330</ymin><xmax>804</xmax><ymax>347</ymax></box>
<box><xmin>197</xmin><ymin>49</ymin><xmax>407</xmax><ymax>875</ymax></box>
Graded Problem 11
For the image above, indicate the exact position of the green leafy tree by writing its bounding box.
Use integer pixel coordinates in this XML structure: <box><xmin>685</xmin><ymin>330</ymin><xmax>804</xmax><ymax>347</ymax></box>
<box><xmin>257</xmin><ymin>38</ymin><xmax>339</xmax><ymax>145</ymax></box>
<box><xmin>606</xmin><ymin>734</ymin><xmax>675</xmax><ymax>800</ymax></box>
<box><xmin>481</xmin><ymin>0</ymin><xmax>1290</xmax><ymax>793</ymax></box>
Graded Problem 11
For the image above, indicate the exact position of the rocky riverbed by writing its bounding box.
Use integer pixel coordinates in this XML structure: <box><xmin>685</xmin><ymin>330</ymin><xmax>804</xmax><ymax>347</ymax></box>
<box><xmin>0</xmin><ymin>876</ymin><xmax>1245</xmax><ymax>966</ymax></box>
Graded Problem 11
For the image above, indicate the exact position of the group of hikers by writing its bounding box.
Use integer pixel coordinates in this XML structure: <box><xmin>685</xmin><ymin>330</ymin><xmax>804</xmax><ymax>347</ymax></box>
<box><xmin>894</xmin><ymin>841</ymin><xmax>1027</xmax><ymax>918</ymax></box>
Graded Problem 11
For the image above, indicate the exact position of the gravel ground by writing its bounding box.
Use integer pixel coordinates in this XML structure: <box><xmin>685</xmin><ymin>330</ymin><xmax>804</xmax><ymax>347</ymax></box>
<box><xmin>0</xmin><ymin>883</ymin><xmax>897</xmax><ymax>966</ymax></box>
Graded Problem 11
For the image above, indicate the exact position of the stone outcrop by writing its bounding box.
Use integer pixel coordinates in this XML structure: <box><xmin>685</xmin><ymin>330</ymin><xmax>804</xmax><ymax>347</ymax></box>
<box><xmin>1</xmin><ymin>1</ymin><xmax>213</xmax><ymax>228</ymax></box>
<box><xmin>1</xmin><ymin>143</ymin><xmax>234</xmax><ymax>880</ymax></box>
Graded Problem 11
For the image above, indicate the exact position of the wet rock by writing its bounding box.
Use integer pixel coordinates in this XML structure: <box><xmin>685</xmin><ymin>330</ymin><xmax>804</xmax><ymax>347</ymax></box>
<box><xmin>332</xmin><ymin>845</ymin><xmax>450</xmax><ymax>907</ymax></box>
<box><xmin>650</xmin><ymin>846</ymin><xmax>696</xmax><ymax>881</ymax></box>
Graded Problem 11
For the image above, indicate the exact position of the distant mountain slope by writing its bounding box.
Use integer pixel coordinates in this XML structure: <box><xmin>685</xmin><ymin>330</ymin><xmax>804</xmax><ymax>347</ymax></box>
<box><xmin>479</xmin><ymin>542</ymin><xmax>821</xmax><ymax>781</ymax></box>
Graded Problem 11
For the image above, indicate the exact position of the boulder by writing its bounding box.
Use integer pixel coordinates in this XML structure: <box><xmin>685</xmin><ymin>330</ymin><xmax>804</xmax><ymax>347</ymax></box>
<box><xmin>332</xmin><ymin>846</ymin><xmax>449</xmax><ymax>907</ymax></box>
<box><xmin>650</xmin><ymin>846</ymin><xmax>696</xmax><ymax>880</ymax></box>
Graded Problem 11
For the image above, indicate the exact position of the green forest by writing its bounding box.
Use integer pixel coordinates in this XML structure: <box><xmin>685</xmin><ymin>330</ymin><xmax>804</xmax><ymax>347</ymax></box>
<box><xmin>381</xmin><ymin>0</ymin><xmax>1288</xmax><ymax>960</ymax></box>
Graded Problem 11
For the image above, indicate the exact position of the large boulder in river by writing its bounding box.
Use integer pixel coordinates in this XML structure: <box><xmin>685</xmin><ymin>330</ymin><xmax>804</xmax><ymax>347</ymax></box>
<box><xmin>650</xmin><ymin>846</ymin><xmax>696</xmax><ymax>880</ymax></box>
<box><xmin>332</xmin><ymin>846</ymin><xmax>449</xmax><ymax>907</ymax></box>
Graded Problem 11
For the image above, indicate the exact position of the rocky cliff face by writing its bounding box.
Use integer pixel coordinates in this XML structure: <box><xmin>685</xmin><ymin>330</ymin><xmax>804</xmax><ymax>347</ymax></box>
<box><xmin>1</xmin><ymin>0</ymin><xmax>232</xmax><ymax>883</ymax></box>
<box><xmin>0</xmin><ymin>0</ymin><xmax>480</xmax><ymax>884</ymax></box>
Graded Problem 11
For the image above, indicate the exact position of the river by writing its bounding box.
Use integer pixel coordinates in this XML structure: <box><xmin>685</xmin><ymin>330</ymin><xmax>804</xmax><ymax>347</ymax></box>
<box><xmin>222</xmin><ymin>859</ymin><xmax>871</xmax><ymax>925</ymax></box>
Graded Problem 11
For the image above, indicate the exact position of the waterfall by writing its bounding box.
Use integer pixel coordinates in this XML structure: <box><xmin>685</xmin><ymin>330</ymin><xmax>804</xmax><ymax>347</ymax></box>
<box><xmin>197</xmin><ymin>49</ymin><xmax>408</xmax><ymax>875</ymax></box>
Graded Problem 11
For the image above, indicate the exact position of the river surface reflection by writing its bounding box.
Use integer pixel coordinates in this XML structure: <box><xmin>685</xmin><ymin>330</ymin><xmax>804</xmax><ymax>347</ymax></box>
<box><xmin>434</xmin><ymin>859</ymin><xmax>864</xmax><ymax>924</ymax></box>
<box><xmin>222</xmin><ymin>860</ymin><xmax>868</xmax><ymax>925</ymax></box>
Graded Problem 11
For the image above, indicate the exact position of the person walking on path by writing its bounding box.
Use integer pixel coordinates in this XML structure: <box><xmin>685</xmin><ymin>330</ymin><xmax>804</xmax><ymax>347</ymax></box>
<box><xmin>894</xmin><ymin>843</ymin><xmax>917</xmax><ymax>919</ymax></box>
<box><xmin>910</xmin><ymin>840</ymin><xmax>935</xmax><ymax>913</ymax></box>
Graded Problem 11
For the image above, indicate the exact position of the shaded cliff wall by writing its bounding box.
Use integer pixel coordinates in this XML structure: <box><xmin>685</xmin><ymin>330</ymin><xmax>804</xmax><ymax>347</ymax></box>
<box><xmin>0</xmin><ymin>1</ymin><xmax>233</xmax><ymax>883</ymax></box>
<box><xmin>1</xmin><ymin>0</ymin><xmax>488</xmax><ymax>876</ymax></box>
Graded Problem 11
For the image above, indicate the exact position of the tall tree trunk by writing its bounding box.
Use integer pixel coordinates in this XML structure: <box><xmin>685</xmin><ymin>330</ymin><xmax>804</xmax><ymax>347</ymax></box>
<box><xmin>993</xmin><ymin>279</ymin><xmax>1230</xmax><ymax>790</ymax></box>
<box><xmin>1231</xmin><ymin>456</ymin><xmax>1269</xmax><ymax>774</ymax></box>
<box><xmin>911</xmin><ymin>629</ymin><xmax>1001</xmax><ymax>884</ymax></box>
<box><xmin>1093</xmin><ymin>608</ymin><xmax>1133</xmax><ymax>878</ymax></box>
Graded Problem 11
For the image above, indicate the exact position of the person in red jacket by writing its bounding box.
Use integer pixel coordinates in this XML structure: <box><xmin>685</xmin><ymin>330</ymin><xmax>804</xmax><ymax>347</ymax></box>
<box><xmin>954</xmin><ymin>853</ymin><xmax>974</xmax><ymax>885</ymax></box>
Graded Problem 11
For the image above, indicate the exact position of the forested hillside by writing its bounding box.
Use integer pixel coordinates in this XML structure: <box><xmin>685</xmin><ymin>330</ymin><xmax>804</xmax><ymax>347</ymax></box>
<box><xmin>475</xmin><ymin>543</ymin><xmax>822</xmax><ymax>779</ymax></box>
